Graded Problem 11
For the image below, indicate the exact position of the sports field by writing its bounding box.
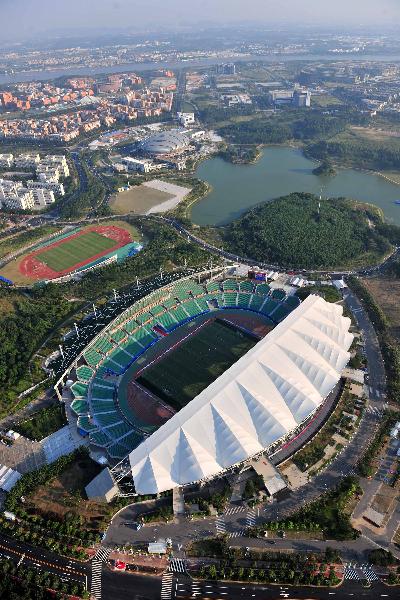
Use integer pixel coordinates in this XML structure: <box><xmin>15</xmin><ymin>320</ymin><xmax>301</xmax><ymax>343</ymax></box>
<box><xmin>137</xmin><ymin>319</ymin><xmax>257</xmax><ymax>411</ymax></box>
<box><xmin>37</xmin><ymin>231</ymin><xmax>115</xmax><ymax>271</ymax></box>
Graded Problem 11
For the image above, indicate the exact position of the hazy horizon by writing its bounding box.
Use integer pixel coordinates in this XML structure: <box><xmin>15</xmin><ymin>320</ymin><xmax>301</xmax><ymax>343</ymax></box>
<box><xmin>1</xmin><ymin>0</ymin><xmax>400</xmax><ymax>42</ymax></box>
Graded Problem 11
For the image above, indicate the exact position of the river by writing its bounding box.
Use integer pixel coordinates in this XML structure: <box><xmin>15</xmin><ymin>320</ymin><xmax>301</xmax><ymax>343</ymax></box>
<box><xmin>191</xmin><ymin>147</ymin><xmax>400</xmax><ymax>226</ymax></box>
<box><xmin>1</xmin><ymin>52</ymin><xmax>400</xmax><ymax>84</ymax></box>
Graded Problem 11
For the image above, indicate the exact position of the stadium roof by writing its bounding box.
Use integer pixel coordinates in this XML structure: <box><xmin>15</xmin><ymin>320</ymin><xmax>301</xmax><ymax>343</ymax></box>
<box><xmin>129</xmin><ymin>295</ymin><xmax>353</xmax><ymax>494</ymax></box>
<box><xmin>140</xmin><ymin>129</ymin><xmax>189</xmax><ymax>155</ymax></box>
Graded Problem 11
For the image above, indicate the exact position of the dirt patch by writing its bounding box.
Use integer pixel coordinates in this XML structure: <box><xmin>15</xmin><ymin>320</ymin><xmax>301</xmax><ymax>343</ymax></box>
<box><xmin>363</xmin><ymin>276</ymin><xmax>400</xmax><ymax>341</ymax></box>
<box><xmin>110</xmin><ymin>186</ymin><xmax>173</xmax><ymax>215</ymax></box>
<box><xmin>26</xmin><ymin>455</ymin><xmax>110</xmax><ymax>529</ymax></box>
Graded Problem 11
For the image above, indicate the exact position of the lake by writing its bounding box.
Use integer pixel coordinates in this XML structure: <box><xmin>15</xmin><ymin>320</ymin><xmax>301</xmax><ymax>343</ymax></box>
<box><xmin>191</xmin><ymin>147</ymin><xmax>400</xmax><ymax>226</ymax></box>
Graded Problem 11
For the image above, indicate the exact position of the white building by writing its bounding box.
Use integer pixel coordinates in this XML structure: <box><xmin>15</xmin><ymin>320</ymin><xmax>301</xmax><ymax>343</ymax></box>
<box><xmin>128</xmin><ymin>295</ymin><xmax>353</xmax><ymax>494</ymax></box>
<box><xmin>14</xmin><ymin>153</ymin><xmax>40</xmax><ymax>169</ymax></box>
<box><xmin>121</xmin><ymin>157</ymin><xmax>153</xmax><ymax>173</ymax></box>
<box><xmin>31</xmin><ymin>187</ymin><xmax>56</xmax><ymax>209</ymax></box>
<box><xmin>27</xmin><ymin>179</ymin><xmax>65</xmax><ymax>196</ymax></box>
<box><xmin>0</xmin><ymin>187</ymin><xmax>35</xmax><ymax>211</ymax></box>
<box><xmin>177</xmin><ymin>112</ymin><xmax>195</xmax><ymax>127</ymax></box>
<box><xmin>0</xmin><ymin>153</ymin><xmax>14</xmax><ymax>168</ymax></box>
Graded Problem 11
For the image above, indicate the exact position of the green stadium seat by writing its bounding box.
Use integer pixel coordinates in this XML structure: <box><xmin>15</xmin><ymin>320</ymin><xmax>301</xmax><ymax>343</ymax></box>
<box><xmin>284</xmin><ymin>295</ymin><xmax>301</xmax><ymax>310</ymax></box>
<box><xmin>95</xmin><ymin>412</ymin><xmax>122</xmax><ymax>428</ymax></box>
<box><xmin>76</xmin><ymin>365</ymin><xmax>94</xmax><ymax>383</ymax></box>
<box><xmin>271</xmin><ymin>304</ymin><xmax>292</xmax><ymax>322</ymax></box>
<box><xmin>108</xmin><ymin>443</ymin><xmax>129</xmax><ymax>459</ymax></box>
<box><xmin>157</xmin><ymin>311</ymin><xmax>178</xmax><ymax>331</ymax></box>
<box><xmin>91</xmin><ymin>385</ymin><xmax>115</xmax><ymax>400</ymax></box>
<box><xmin>194</xmin><ymin>298</ymin><xmax>209</xmax><ymax>313</ymax></box>
<box><xmin>162</xmin><ymin>298</ymin><xmax>176</xmax><ymax>310</ymax></box>
<box><xmin>134</xmin><ymin>326</ymin><xmax>156</xmax><ymax>348</ymax></box>
<box><xmin>136</xmin><ymin>311</ymin><xmax>153</xmax><ymax>325</ymax></box>
<box><xmin>237</xmin><ymin>293</ymin><xmax>251</xmax><ymax>309</ymax></box>
<box><xmin>93</xmin><ymin>336</ymin><xmax>114</xmax><ymax>355</ymax></box>
<box><xmin>90</xmin><ymin>431</ymin><xmax>111</xmax><ymax>447</ymax></box>
<box><xmin>223</xmin><ymin>292</ymin><xmax>238</xmax><ymax>307</ymax></box>
<box><xmin>70</xmin><ymin>399</ymin><xmax>89</xmax><ymax>415</ymax></box>
<box><xmin>91</xmin><ymin>398</ymin><xmax>115</xmax><ymax>415</ymax></box>
<box><xmin>105</xmin><ymin>421</ymin><xmax>132</xmax><ymax>440</ymax></box>
<box><xmin>111</xmin><ymin>329</ymin><xmax>126</xmax><ymax>343</ymax></box>
<box><xmin>249</xmin><ymin>294</ymin><xmax>265</xmax><ymax>312</ymax></box>
<box><xmin>77</xmin><ymin>416</ymin><xmax>97</xmax><ymax>433</ymax></box>
<box><xmin>182</xmin><ymin>300</ymin><xmax>202</xmax><ymax>318</ymax></box>
<box><xmin>109</xmin><ymin>349</ymin><xmax>133</xmax><ymax>369</ymax></box>
<box><xmin>239</xmin><ymin>280</ymin><xmax>254</xmax><ymax>292</ymax></box>
<box><xmin>206</xmin><ymin>281</ymin><xmax>221</xmax><ymax>293</ymax></box>
<box><xmin>214</xmin><ymin>293</ymin><xmax>224</xmax><ymax>308</ymax></box>
<box><xmin>170</xmin><ymin>306</ymin><xmax>189</xmax><ymax>323</ymax></box>
<box><xmin>222</xmin><ymin>279</ymin><xmax>239</xmax><ymax>291</ymax></box>
<box><xmin>71</xmin><ymin>382</ymin><xmax>88</xmax><ymax>398</ymax></box>
<box><xmin>119</xmin><ymin>430</ymin><xmax>144</xmax><ymax>452</ymax></box>
<box><xmin>271</xmin><ymin>288</ymin><xmax>286</xmax><ymax>301</ymax></box>
<box><xmin>150</xmin><ymin>304</ymin><xmax>164</xmax><ymax>316</ymax></box>
<box><xmin>255</xmin><ymin>283</ymin><xmax>271</xmax><ymax>296</ymax></box>
<box><xmin>124</xmin><ymin>318</ymin><xmax>139</xmax><ymax>334</ymax></box>
<box><xmin>261</xmin><ymin>298</ymin><xmax>279</xmax><ymax>316</ymax></box>
<box><xmin>122</xmin><ymin>339</ymin><xmax>144</xmax><ymax>357</ymax></box>
<box><xmin>83</xmin><ymin>349</ymin><xmax>102</xmax><ymax>368</ymax></box>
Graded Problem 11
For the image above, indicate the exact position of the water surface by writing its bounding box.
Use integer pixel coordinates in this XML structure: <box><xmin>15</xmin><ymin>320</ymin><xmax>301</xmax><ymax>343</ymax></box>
<box><xmin>191</xmin><ymin>147</ymin><xmax>400</xmax><ymax>226</ymax></box>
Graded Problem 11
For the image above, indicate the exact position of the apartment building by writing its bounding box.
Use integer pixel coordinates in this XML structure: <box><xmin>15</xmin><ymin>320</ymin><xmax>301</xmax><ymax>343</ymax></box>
<box><xmin>26</xmin><ymin>180</ymin><xmax>65</xmax><ymax>196</ymax></box>
<box><xmin>14</xmin><ymin>153</ymin><xmax>41</xmax><ymax>169</ymax></box>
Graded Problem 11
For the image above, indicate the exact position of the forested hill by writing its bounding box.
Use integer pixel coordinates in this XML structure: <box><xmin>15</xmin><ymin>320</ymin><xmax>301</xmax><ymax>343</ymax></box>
<box><xmin>224</xmin><ymin>193</ymin><xmax>400</xmax><ymax>270</ymax></box>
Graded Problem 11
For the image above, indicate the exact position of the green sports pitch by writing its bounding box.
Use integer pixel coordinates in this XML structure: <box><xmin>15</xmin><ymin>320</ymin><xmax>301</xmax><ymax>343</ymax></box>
<box><xmin>36</xmin><ymin>231</ymin><xmax>116</xmax><ymax>272</ymax></box>
<box><xmin>137</xmin><ymin>319</ymin><xmax>257</xmax><ymax>411</ymax></box>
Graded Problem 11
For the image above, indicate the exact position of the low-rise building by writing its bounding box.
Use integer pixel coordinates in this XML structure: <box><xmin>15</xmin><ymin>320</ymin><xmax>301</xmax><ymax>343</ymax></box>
<box><xmin>177</xmin><ymin>111</ymin><xmax>195</xmax><ymax>127</ymax></box>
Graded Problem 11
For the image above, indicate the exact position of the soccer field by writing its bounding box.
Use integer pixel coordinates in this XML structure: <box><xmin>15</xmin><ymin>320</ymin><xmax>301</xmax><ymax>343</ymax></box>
<box><xmin>36</xmin><ymin>231</ymin><xmax>116</xmax><ymax>272</ymax></box>
<box><xmin>137</xmin><ymin>319</ymin><xmax>257</xmax><ymax>411</ymax></box>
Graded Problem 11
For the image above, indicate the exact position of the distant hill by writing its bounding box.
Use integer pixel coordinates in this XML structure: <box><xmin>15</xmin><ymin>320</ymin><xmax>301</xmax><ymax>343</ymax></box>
<box><xmin>224</xmin><ymin>192</ymin><xmax>399</xmax><ymax>270</ymax></box>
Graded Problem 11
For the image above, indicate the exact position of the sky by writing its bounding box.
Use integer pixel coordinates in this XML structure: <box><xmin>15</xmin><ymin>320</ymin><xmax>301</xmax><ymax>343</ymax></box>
<box><xmin>1</xmin><ymin>0</ymin><xmax>400</xmax><ymax>40</ymax></box>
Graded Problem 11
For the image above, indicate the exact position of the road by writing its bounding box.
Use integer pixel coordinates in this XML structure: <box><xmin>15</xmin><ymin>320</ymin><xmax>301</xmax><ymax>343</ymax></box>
<box><xmin>170</xmin><ymin>575</ymin><xmax>397</xmax><ymax>600</ymax></box>
<box><xmin>0</xmin><ymin>531</ymin><xmax>88</xmax><ymax>587</ymax></box>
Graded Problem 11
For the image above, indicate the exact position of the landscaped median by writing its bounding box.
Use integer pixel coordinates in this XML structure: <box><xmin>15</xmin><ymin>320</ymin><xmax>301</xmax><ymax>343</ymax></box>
<box><xmin>248</xmin><ymin>477</ymin><xmax>362</xmax><ymax>542</ymax></box>
<box><xmin>186</xmin><ymin>541</ymin><xmax>343</xmax><ymax>587</ymax></box>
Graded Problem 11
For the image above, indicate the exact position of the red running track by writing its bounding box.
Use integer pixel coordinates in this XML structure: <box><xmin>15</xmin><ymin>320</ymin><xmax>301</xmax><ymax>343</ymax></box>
<box><xmin>19</xmin><ymin>225</ymin><xmax>132</xmax><ymax>280</ymax></box>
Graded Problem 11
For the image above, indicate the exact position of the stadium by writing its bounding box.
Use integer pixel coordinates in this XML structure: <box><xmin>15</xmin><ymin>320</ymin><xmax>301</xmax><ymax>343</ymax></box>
<box><xmin>0</xmin><ymin>222</ymin><xmax>142</xmax><ymax>284</ymax></box>
<box><xmin>55</xmin><ymin>269</ymin><xmax>353</xmax><ymax>495</ymax></box>
<box><xmin>139</xmin><ymin>129</ymin><xmax>190</xmax><ymax>157</ymax></box>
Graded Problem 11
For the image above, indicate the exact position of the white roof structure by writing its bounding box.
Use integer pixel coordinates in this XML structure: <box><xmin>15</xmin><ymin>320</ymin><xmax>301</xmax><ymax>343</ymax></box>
<box><xmin>129</xmin><ymin>295</ymin><xmax>353</xmax><ymax>494</ymax></box>
<box><xmin>0</xmin><ymin>465</ymin><xmax>21</xmax><ymax>492</ymax></box>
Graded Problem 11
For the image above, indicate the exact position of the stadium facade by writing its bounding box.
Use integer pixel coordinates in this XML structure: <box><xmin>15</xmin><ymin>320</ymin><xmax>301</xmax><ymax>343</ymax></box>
<box><xmin>139</xmin><ymin>129</ymin><xmax>189</xmax><ymax>156</ymax></box>
<box><xmin>128</xmin><ymin>295</ymin><xmax>353</xmax><ymax>494</ymax></box>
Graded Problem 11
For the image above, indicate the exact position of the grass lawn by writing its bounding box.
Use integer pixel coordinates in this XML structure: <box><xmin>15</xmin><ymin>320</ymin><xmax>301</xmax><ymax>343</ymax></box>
<box><xmin>137</xmin><ymin>319</ymin><xmax>256</xmax><ymax>410</ymax></box>
<box><xmin>14</xmin><ymin>404</ymin><xmax>67</xmax><ymax>441</ymax></box>
<box><xmin>36</xmin><ymin>230</ymin><xmax>116</xmax><ymax>272</ymax></box>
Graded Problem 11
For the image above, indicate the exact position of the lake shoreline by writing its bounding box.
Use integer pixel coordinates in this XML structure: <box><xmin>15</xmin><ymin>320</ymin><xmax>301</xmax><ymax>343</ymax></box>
<box><xmin>189</xmin><ymin>146</ymin><xmax>400</xmax><ymax>227</ymax></box>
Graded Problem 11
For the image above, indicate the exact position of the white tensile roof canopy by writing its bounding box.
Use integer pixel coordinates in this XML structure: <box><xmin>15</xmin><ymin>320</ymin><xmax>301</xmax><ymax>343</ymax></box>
<box><xmin>129</xmin><ymin>295</ymin><xmax>353</xmax><ymax>494</ymax></box>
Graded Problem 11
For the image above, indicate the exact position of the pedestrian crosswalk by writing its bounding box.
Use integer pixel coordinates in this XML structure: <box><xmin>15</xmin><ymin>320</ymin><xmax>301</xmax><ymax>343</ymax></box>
<box><xmin>343</xmin><ymin>564</ymin><xmax>360</xmax><ymax>580</ymax></box>
<box><xmin>360</xmin><ymin>565</ymin><xmax>379</xmax><ymax>581</ymax></box>
<box><xmin>169</xmin><ymin>557</ymin><xmax>187</xmax><ymax>574</ymax></box>
<box><xmin>343</xmin><ymin>563</ymin><xmax>380</xmax><ymax>582</ymax></box>
<box><xmin>161</xmin><ymin>572</ymin><xmax>174</xmax><ymax>599</ymax></box>
<box><xmin>366</xmin><ymin>405</ymin><xmax>384</xmax><ymax>417</ymax></box>
<box><xmin>227</xmin><ymin>529</ymin><xmax>246</xmax><ymax>538</ymax></box>
<box><xmin>224</xmin><ymin>506</ymin><xmax>246</xmax><ymax>516</ymax></box>
<box><xmin>246</xmin><ymin>508</ymin><xmax>256</xmax><ymax>528</ymax></box>
<box><xmin>91</xmin><ymin>546</ymin><xmax>111</xmax><ymax>599</ymax></box>
<box><xmin>216</xmin><ymin>516</ymin><xmax>226</xmax><ymax>534</ymax></box>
